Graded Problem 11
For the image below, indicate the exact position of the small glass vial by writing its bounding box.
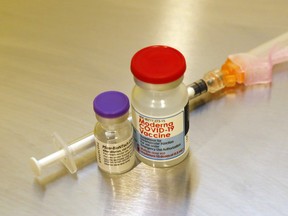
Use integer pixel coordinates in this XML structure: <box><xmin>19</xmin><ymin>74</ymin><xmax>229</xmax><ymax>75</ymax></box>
<box><xmin>93</xmin><ymin>91</ymin><xmax>135</xmax><ymax>174</ymax></box>
<box><xmin>131</xmin><ymin>45</ymin><xmax>190</xmax><ymax>168</ymax></box>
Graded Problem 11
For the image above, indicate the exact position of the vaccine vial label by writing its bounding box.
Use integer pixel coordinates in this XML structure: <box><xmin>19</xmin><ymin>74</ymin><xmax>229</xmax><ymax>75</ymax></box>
<box><xmin>95</xmin><ymin>134</ymin><xmax>135</xmax><ymax>173</ymax></box>
<box><xmin>132</xmin><ymin>104</ymin><xmax>189</xmax><ymax>161</ymax></box>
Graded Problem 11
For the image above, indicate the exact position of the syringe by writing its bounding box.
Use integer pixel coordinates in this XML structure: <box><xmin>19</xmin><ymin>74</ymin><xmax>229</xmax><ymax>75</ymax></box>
<box><xmin>30</xmin><ymin>31</ymin><xmax>288</xmax><ymax>176</ymax></box>
<box><xmin>30</xmin><ymin>132</ymin><xmax>94</xmax><ymax>176</ymax></box>
<box><xmin>200</xmin><ymin>31</ymin><xmax>288</xmax><ymax>94</ymax></box>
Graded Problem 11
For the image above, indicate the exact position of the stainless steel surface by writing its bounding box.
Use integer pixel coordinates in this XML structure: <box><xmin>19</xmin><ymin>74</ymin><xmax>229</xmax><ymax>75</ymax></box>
<box><xmin>1</xmin><ymin>0</ymin><xmax>288</xmax><ymax>215</ymax></box>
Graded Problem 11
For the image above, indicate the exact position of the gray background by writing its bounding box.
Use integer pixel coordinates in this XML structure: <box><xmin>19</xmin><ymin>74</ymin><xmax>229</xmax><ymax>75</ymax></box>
<box><xmin>1</xmin><ymin>0</ymin><xmax>288</xmax><ymax>215</ymax></box>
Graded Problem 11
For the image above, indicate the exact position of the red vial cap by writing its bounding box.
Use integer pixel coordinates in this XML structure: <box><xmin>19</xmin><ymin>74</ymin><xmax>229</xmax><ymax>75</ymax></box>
<box><xmin>131</xmin><ymin>45</ymin><xmax>186</xmax><ymax>84</ymax></box>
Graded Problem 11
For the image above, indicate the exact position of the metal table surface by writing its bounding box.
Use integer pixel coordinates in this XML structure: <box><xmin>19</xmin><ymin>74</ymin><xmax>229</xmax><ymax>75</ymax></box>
<box><xmin>1</xmin><ymin>0</ymin><xmax>288</xmax><ymax>215</ymax></box>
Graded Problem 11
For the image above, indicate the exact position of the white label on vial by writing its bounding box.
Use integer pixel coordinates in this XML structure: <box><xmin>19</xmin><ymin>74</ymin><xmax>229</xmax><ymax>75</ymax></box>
<box><xmin>132</xmin><ymin>105</ymin><xmax>189</xmax><ymax>161</ymax></box>
<box><xmin>96</xmin><ymin>135</ymin><xmax>135</xmax><ymax>174</ymax></box>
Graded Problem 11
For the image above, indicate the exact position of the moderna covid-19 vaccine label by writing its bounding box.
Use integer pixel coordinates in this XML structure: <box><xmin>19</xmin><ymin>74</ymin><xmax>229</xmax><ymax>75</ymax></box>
<box><xmin>132</xmin><ymin>104</ymin><xmax>189</xmax><ymax>161</ymax></box>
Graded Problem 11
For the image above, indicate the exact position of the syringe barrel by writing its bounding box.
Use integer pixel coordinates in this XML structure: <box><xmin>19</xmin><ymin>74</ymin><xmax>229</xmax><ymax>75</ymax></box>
<box><xmin>38</xmin><ymin>150</ymin><xmax>66</xmax><ymax>167</ymax></box>
<box><xmin>187</xmin><ymin>79</ymin><xmax>207</xmax><ymax>98</ymax></box>
<box><xmin>69</xmin><ymin>132</ymin><xmax>95</xmax><ymax>153</ymax></box>
<box><xmin>203</xmin><ymin>69</ymin><xmax>225</xmax><ymax>93</ymax></box>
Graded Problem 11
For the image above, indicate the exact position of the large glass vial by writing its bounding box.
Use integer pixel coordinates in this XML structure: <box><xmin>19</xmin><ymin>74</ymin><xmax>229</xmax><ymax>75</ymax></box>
<box><xmin>131</xmin><ymin>45</ymin><xmax>190</xmax><ymax>168</ymax></box>
<box><xmin>93</xmin><ymin>91</ymin><xmax>135</xmax><ymax>174</ymax></box>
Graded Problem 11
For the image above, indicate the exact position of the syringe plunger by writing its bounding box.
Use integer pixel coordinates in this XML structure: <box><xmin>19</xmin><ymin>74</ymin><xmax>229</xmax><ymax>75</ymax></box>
<box><xmin>30</xmin><ymin>132</ymin><xmax>95</xmax><ymax>176</ymax></box>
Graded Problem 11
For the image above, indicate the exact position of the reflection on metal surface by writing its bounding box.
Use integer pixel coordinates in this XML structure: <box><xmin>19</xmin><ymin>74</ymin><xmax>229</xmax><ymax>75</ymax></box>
<box><xmin>99</xmin><ymin>153</ymin><xmax>199</xmax><ymax>215</ymax></box>
<box><xmin>34</xmin><ymin>150</ymin><xmax>199</xmax><ymax>215</ymax></box>
<box><xmin>156</xmin><ymin>0</ymin><xmax>202</xmax><ymax>48</ymax></box>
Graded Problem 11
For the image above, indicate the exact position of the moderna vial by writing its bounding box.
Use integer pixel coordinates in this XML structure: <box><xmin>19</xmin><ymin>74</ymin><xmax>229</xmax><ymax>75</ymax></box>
<box><xmin>131</xmin><ymin>45</ymin><xmax>190</xmax><ymax>168</ymax></box>
<box><xmin>93</xmin><ymin>91</ymin><xmax>135</xmax><ymax>174</ymax></box>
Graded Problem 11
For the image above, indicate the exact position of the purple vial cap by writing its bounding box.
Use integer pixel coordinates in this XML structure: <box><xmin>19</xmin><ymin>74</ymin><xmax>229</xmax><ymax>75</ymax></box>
<box><xmin>93</xmin><ymin>91</ymin><xmax>130</xmax><ymax>118</ymax></box>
